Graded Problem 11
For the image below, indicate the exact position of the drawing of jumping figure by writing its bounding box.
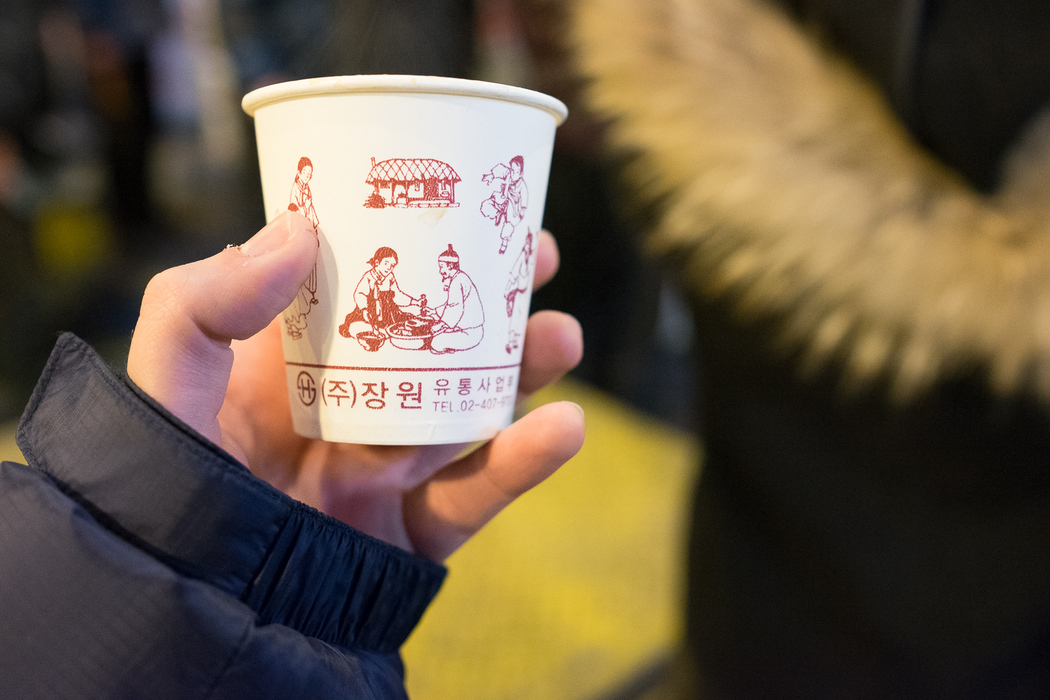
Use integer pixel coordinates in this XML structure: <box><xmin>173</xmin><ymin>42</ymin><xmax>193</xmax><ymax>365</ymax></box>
<box><xmin>480</xmin><ymin>155</ymin><xmax>528</xmax><ymax>254</ymax></box>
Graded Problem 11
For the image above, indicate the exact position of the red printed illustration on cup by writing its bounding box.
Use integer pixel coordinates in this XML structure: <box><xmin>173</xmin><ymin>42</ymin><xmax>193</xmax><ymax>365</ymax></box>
<box><xmin>479</xmin><ymin>155</ymin><xmax>529</xmax><ymax>254</ymax></box>
<box><xmin>336</xmin><ymin>242</ymin><xmax>485</xmax><ymax>355</ymax></box>
<box><xmin>363</xmin><ymin>158</ymin><xmax>461</xmax><ymax>209</ymax></box>
<box><xmin>283</xmin><ymin>156</ymin><xmax>320</xmax><ymax>339</ymax></box>
<box><xmin>282</xmin><ymin>153</ymin><xmax>536</xmax><ymax>353</ymax></box>
<box><xmin>503</xmin><ymin>229</ymin><xmax>536</xmax><ymax>354</ymax></box>
<box><xmin>363</xmin><ymin>154</ymin><xmax>531</xmax><ymax>255</ymax></box>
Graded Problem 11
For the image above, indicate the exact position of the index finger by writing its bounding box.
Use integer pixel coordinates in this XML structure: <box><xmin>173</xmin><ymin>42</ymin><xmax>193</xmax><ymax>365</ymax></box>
<box><xmin>402</xmin><ymin>400</ymin><xmax>586</xmax><ymax>561</ymax></box>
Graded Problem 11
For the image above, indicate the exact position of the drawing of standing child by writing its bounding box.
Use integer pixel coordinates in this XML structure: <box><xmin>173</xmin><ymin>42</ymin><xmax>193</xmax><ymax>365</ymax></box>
<box><xmin>284</xmin><ymin>157</ymin><xmax>320</xmax><ymax>339</ymax></box>
<box><xmin>289</xmin><ymin>156</ymin><xmax>319</xmax><ymax>228</ymax></box>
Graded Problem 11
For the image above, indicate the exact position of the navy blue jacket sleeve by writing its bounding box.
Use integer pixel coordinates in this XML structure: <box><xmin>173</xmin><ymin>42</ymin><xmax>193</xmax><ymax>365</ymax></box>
<box><xmin>0</xmin><ymin>333</ymin><xmax>446</xmax><ymax>699</ymax></box>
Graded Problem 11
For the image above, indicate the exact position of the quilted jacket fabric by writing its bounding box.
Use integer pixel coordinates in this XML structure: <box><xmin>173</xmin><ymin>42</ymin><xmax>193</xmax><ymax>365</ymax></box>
<box><xmin>0</xmin><ymin>333</ymin><xmax>446</xmax><ymax>699</ymax></box>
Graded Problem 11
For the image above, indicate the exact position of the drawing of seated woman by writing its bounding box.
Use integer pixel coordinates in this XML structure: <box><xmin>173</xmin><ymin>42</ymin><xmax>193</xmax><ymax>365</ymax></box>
<box><xmin>338</xmin><ymin>247</ymin><xmax>422</xmax><ymax>341</ymax></box>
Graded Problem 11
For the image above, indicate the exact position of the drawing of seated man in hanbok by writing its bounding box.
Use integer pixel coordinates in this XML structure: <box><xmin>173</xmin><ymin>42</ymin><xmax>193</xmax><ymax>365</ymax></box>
<box><xmin>504</xmin><ymin>230</ymin><xmax>535</xmax><ymax>354</ymax></box>
<box><xmin>480</xmin><ymin>155</ymin><xmax>528</xmax><ymax>254</ymax></box>
<box><xmin>426</xmin><ymin>244</ymin><xmax>485</xmax><ymax>354</ymax></box>
<box><xmin>284</xmin><ymin>156</ymin><xmax>320</xmax><ymax>339</ymax></box>
<box><xmin>338</xmin><ymin>247</ymin><xmax>424</xmax><ymax>350</ymax></box>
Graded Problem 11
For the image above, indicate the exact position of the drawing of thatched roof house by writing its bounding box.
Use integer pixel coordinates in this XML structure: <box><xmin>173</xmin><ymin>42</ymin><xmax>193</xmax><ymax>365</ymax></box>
<box><xmin>365</xmin><ymin>157</ymin><xmax>462</xmax><ymax>208</ymax></box>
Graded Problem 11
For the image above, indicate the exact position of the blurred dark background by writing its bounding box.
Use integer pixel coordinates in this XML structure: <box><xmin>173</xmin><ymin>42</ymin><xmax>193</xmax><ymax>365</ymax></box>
<box><xmin>0</xmin><ymin>0</ymin><xmax>697</xmax><ymax>429</ymax></box>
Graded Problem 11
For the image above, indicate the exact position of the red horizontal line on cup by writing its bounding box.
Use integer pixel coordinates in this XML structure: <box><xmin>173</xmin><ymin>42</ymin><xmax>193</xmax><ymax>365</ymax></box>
<box><xmin>285</xmin><ymin>362</ymin><xmax>522</xmax><ymax>373</ymax></box>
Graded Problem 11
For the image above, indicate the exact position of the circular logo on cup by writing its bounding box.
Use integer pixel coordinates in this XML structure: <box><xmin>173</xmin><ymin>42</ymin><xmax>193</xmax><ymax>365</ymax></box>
<box><xmin>296</xmin><ymin>371</ymin><xmax>317</xmax><ymax>406</ymax></box>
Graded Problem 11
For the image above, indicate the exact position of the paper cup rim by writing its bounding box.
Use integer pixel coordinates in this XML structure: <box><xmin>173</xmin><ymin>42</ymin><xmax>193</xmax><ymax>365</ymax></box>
<box><xmin>241</xmin><ymin>74</ymin><xmax>568</xmax><ymax>125</ymax></box>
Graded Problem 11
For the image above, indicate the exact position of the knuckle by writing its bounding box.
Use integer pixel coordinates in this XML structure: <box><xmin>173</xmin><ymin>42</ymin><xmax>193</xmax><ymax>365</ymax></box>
<box><xmin>140</xmin><ymin>268</ymin><xmax>187</xmax><ymax>319</ymax></box>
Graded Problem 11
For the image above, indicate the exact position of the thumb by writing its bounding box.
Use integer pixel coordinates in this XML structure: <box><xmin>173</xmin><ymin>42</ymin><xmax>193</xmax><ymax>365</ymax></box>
<box><xmin>127</xmin><ymin>211</ymin><xmax>318</xmax><ymax>445</ymax></box>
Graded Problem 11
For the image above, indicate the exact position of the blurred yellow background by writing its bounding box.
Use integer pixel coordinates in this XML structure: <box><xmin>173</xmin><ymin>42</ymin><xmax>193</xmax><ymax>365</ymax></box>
<box><xmin>403</xmin><ymin>379</ymin><xmax>699</xmax><ymax>699</ymax></box>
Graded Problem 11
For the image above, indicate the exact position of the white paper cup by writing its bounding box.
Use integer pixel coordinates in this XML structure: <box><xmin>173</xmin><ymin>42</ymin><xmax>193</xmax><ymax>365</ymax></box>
<box><xmin>242</xmin><ymin>75</ymin><xmax>567</xmax><ymax>445</ymax></box>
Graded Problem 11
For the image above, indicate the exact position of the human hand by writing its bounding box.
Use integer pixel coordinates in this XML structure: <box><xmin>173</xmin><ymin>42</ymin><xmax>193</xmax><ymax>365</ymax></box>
<box><xmin>127</xmin><ymin>212</ymin><xmax>584</xmax><ymax>561</ymax></box>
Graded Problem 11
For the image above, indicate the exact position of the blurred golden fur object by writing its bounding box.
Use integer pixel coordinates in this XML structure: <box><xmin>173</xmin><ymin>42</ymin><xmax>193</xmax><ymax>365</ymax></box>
<box><xmin>569</xmin><ymin>0</ymin><xmax>1050</xmax><ymax>402</ymax></box>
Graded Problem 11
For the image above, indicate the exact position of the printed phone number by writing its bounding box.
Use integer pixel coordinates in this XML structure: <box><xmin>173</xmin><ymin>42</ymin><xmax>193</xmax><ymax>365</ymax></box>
<box><xmin>433</xmin><ymin>396</ymin><xmax>515</xmax><ymax>413</ymax></box>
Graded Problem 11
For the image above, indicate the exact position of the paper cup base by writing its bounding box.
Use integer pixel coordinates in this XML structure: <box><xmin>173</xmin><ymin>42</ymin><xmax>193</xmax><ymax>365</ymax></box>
<box><xmin>284</xmin><ymin>363</ymin><xmax>520</xmax><ymax>445</ymax></box>
<box><xmin>291</xmin><ymin>414</ymin><xmax>511</xmax><ymax>446</ymax></box>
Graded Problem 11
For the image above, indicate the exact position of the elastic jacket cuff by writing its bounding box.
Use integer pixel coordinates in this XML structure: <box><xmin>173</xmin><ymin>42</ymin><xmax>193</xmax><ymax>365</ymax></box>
<box><xmin>17</xmin><ymin>333</ymin><xmax>446</xmax><ymax>654</ymax></box>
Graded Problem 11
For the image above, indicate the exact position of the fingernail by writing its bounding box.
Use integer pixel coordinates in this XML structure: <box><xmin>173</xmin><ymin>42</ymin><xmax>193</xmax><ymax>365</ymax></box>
<box><xmin>239</xmin><ymin>216</ymin><xmax>292</xmax><ymax>256</ymax></box>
